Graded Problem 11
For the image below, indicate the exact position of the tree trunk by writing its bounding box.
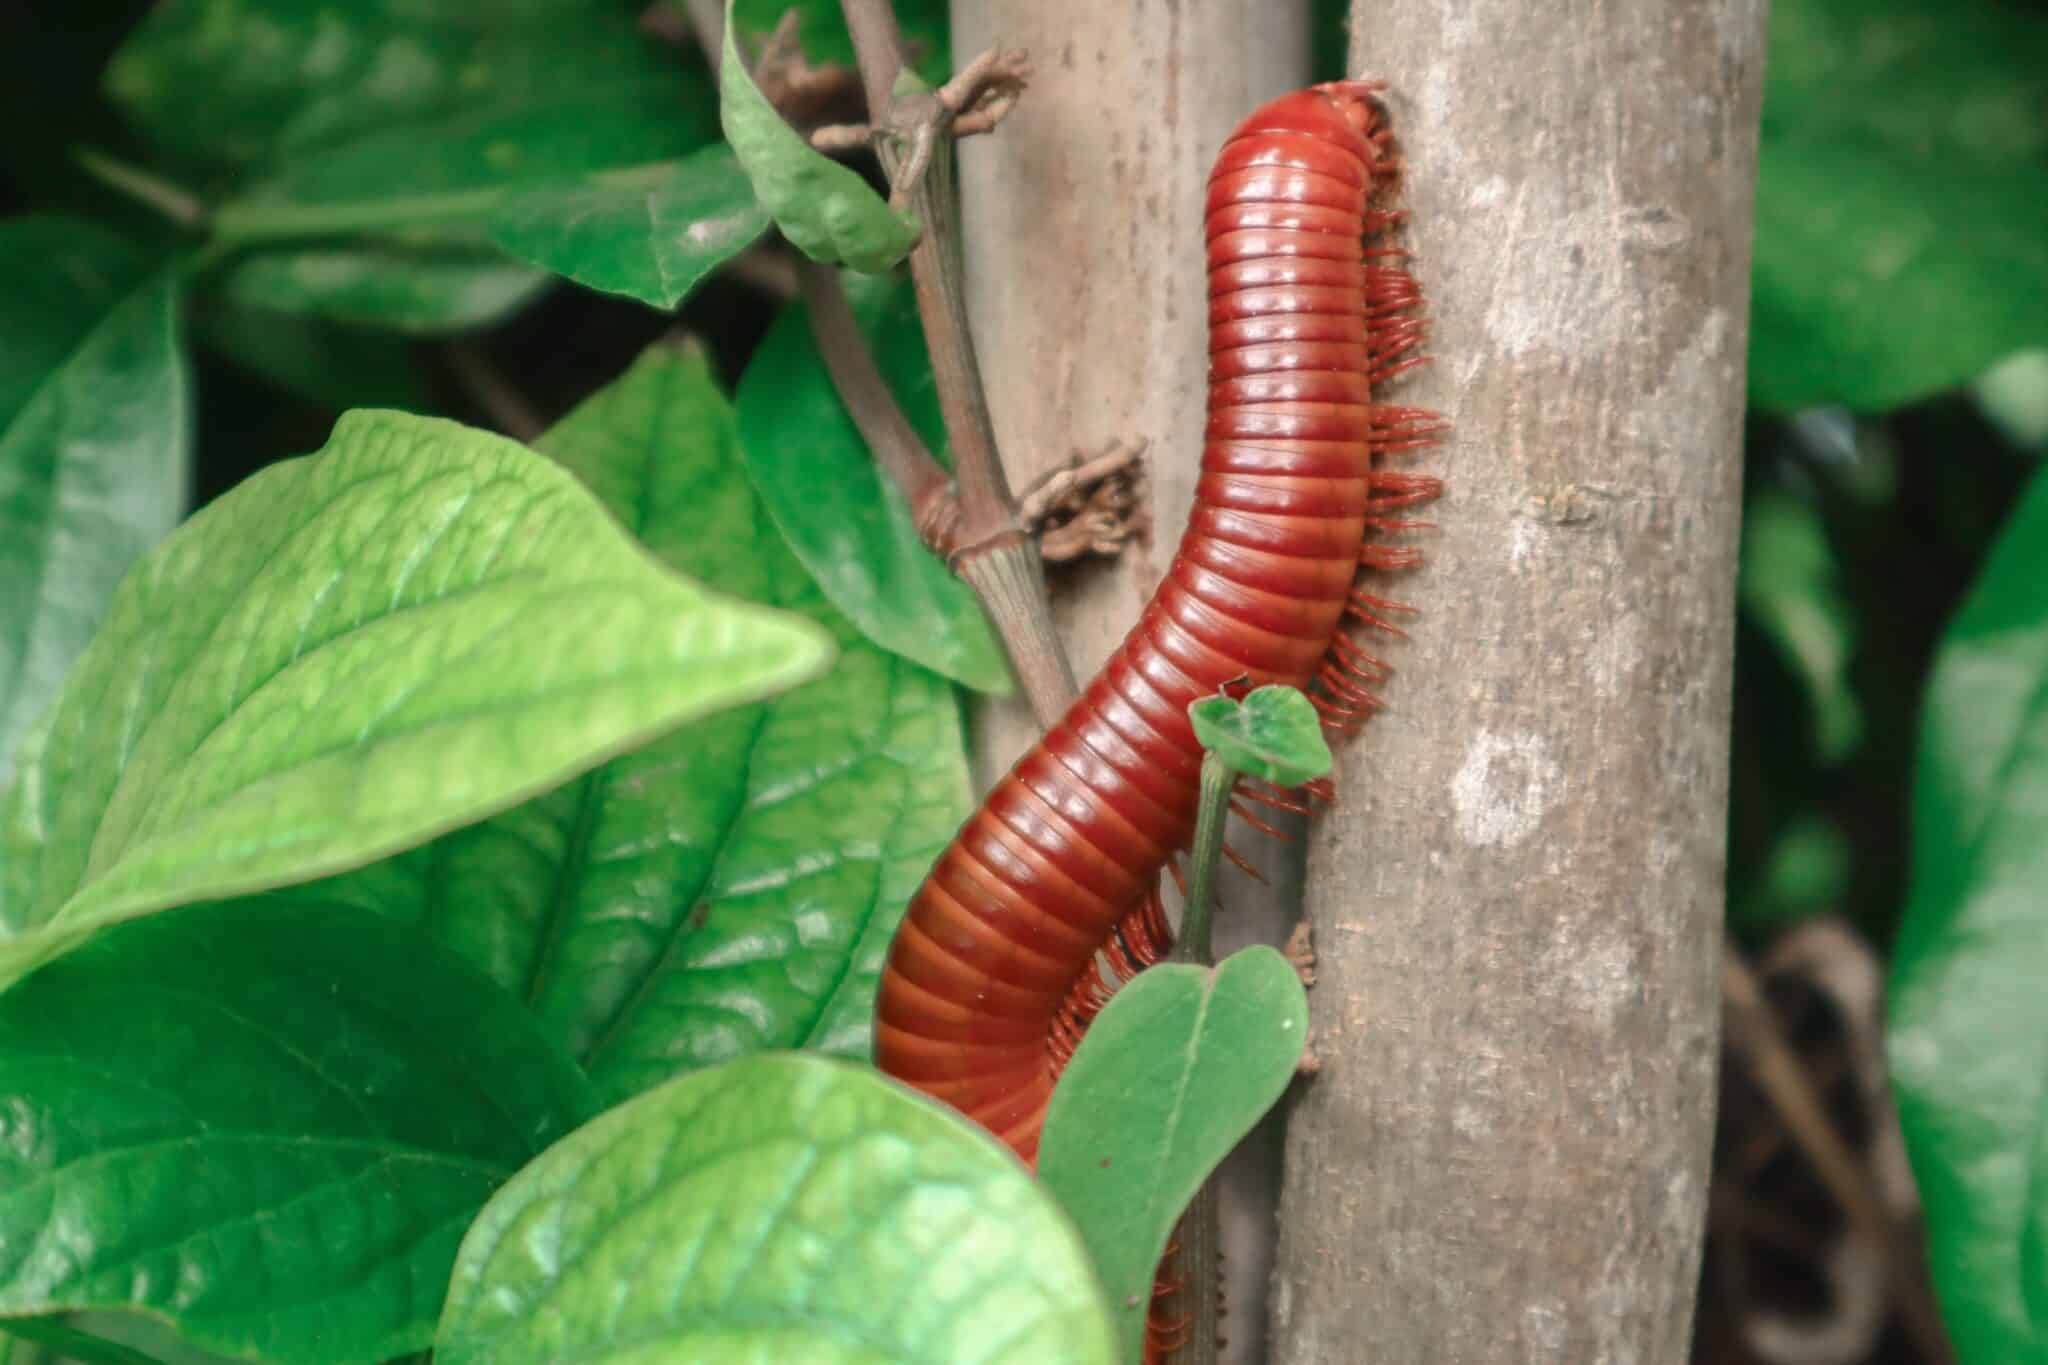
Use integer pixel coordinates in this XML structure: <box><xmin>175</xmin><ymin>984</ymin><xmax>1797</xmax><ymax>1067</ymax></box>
<box><xmin>1267</xmin><ymin>2</ymin><xmax>1766</xmax><ymax>1363</ymax></box>
<box><xmin>950</xmin><ymin>4</ymin><xmax>1308</xmax><ymax>1361</ymax></box>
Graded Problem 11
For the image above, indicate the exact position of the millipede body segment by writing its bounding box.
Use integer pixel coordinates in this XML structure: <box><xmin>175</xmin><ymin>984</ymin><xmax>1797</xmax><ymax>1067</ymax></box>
<box><xmin>874</xmin><ymin>80</ymin><xmax>1438</xmax><ymax>1165</ymax></box>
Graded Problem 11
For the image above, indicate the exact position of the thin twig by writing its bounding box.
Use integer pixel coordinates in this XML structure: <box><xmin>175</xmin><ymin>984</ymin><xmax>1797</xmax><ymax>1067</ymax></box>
<box><xmin>1721</xmin><ymin>940</ymin><xmax>1954</xmax><ymax>1364</ymax></box>
<box><xmin>444</xmin><ymin>342</ymin><xmax>546</xmax><ymax>443</ymax></box>
<box><xmin>797</xmin><ymin>258</ymin><xmax>957</xmax><ymax>547</ymax></box>
<box><xmin>838</xmin><ymin>0</ymin><xmax>1074</xmax><ymax>724</ymax></box>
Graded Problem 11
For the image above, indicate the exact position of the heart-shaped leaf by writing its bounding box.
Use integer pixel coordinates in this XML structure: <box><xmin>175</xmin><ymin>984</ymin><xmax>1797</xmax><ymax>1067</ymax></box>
<box><xmin>1890</xmin><ymin>468</ymin><xmax>2048</xmax><ymax>1360</ymax></box>
<box><xmin>308</xmin><ymin>345</ymin><xmax>971</xmax><ymax>1102</ymax></box>
<box><xmin>0</xmin><ymin>217</ymin><xmax>189</xmax><ymax>784</ymax></box>
<box><xmin>1038</xmin><ymin>946</ymin><xmax>1309</xmax><ymax>1362</ymax></box>
<box><xmin>489</xmin><ymin>147</ymin><xmax>770</xmax><ymax>310</ymax></box>
<box><xmin>1187</xmin><ymin>685</ymin><xmax>1333</xmax><ymax>787</ymax></box>
<box><xmin>0</xmin><ymin>408</ymin><xmax>832</xmax><ymax>988</ymax></box>
<box><xmin>720</xmin><ymin>0</ymin><xmax>918</xmax><ymax>273</ymax></box>
<box><xmin>736</xmin><ymin>273</ymin><xmax>1009</xmax><ymax>692</ymax></box>
<box><xmin>0</xmin><ymin>896</ymin><xmax>597</xmax><ymax>1363</ymax></box>
<box><xmin>436</xmin><ymin>1053</ymin><xmax>1118</xmax><ymax>1364</ymax></box>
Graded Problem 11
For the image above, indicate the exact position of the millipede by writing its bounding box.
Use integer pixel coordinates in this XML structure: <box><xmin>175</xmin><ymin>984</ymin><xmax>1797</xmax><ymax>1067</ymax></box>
<box><xmin>874</xmin><ymin>77</ymin><xmax>1440</xmax><ymax>1357</ymax></box>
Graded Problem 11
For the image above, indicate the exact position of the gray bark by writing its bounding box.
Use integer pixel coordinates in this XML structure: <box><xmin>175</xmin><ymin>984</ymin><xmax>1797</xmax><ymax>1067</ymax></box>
<box><xmin>949</xmin><ymin>4</ymin><xmax>1308</xmax><ymax>1362</ymax></box>
<box><xmin>1268</xmin><ymin>3</ymin><xmax>1766</xmax><ymax>1363</ymax></box>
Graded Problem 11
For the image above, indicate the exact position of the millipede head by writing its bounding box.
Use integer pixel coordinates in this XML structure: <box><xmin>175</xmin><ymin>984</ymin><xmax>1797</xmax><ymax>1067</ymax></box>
<box><xmin>1312</xmin><ymin>78</ymin><xmax>1389</xmax><ymax>142</ymax></box>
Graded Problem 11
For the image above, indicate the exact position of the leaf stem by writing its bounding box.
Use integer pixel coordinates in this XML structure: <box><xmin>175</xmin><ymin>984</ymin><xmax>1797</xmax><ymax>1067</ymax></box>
<box><xmin>1174</xmin><ymin>751</ymin><xmax>1237</xmax><ymax>968</ymax></box>
<box><xmin>73</xmin><ymin>147</ymin><xmax>209</xmax><ymax>231</ymax></box>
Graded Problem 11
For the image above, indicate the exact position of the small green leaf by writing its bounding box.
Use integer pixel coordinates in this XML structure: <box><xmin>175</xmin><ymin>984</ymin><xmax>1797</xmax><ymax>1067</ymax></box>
<box><xmin>0</xmin><ymin>897</ymin><xmax>597</xmax><ymax>1363</ymax></box>
<box><xmin>1739</xmin><ymin>490</ymin><xmax>1862</xmax><ymax>764</ymax></box>
<box><xmin>1039</xmin><ymin>947</ymin><xmax>1309</xmax><ymax>1363</ymax></box>
<box><xmin>1890</xmin><ymin>468</ymin><xmax>2048</xmax><ymax>1360</ymax></box>
<box><xmin>320</xmin><ymin>346</ymin><xmax>970</xmax><ymax>1101</ymax></box>
<box><xmin>736</xmin><ymin>274</ymin><xmax>1010</xmax><ymax>692</ymax></box>
<box><xmin>1751</xmin><ymin>0</ymin><xmax>2048</xmax><ymax>409</ymax></box>
<box><xmin>490</xmin><ymin>148</ymin><xmax>770</xmax><ymax>310</ymax></box>
<box><xmin>720</xmin><ymin>0</ymin><xmax>918</xmax><ymax>273</ymax></box>
<box><xmin>0</xmin><ymin>218</ymin><xmax>189</xmax><ymax>783</ymax></box>
<box><xmin>436</xmin><ymin>1054</ymin><xmax>1118</xmax><ymax>1364</ymax></box>
<box><xmin>1188</xmin><ymin>685</ymin><xmax>1333</xmax><ymax>787</ymax></box>
<box><xmin>0</xmin><ymin>409</ymin><xmax>832</xmax><ymax>988</ymax></box>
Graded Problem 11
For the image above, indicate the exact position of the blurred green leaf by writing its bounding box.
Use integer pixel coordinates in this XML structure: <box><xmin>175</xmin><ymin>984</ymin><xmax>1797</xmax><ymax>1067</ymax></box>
<box><xmin>0</xmin><ymin>218</ymin><xmax>189</xmax><ymax>784</ymax></box>
<box><xmin>310</xmin><ymin>346</ymin><xmax>970</xmax><ymax>1103</ymax></box>
<box><xmin>1751</xmin><ymin>0</ymin><xmax>2048</xmax><ymax>409</ymax></box>
<box><xmin>1730</xmin><ymin>810</ymin><xmax>1852</xmax><ymax>934</ymax></box>
<box><xmin>436</xmin><ymin>1054</ymin><xmax>1117</xmax><ymax>1365</ymax></box>
<box><xmin>0</xmin><ymin>897</ymin><xmax>596</xmax><ymax>1363</ymax></box>
<box><xmin>736</xmin><ymin>274</ymin><xmax>1010</xmax><ymax>692</ymax></box>
<box><xmin>189</xmin><ymin>293</ymin><xmax>429</xmax><ymax>411</ymax></box>
<box><xmin>1976</xmin><ymin>350</ymin><xmax>2048</xmax><ymax>453</ymax></box>
<box><xmin>0</xmin><ymin>409</ymin><xmax>831</xmax><ymax>989</ymax></box>
<box><xmin>212</xmin><ymin>242</ymin><xmax>550</xmax><ymax>332</ymax></box>
<box><xmin>729</xmin><ymin>0</ymin><xmax>950</xmax><ymax>85</ymax></box>
<box><xmin>1188</xmin><ymin>685</ymin><xmax>1333</xmax><ymax>787</ymax></box>
<box><xmin>489</xmin><ymin>147</ymin><xmax>770</xmax><ymax>309</ymax></box>
<box><xmin>1039</xmin><ymin>947</ymin><xmax>1308</xmax><ymax>1362</ymax></box>
<box><xmin>720</xmin><ymin>0</ymin><xmax>918</xmax><ymax>273</ymax></box>
<box><xmin>1890</xmin><ymin>468</ymin><xmax>2048</xmax><ymax>1360</ymax></box>
<box><xmin>1740</xmin><ymin>489</ymin><xmax>1863</xmax><ymax>764</ymax></box>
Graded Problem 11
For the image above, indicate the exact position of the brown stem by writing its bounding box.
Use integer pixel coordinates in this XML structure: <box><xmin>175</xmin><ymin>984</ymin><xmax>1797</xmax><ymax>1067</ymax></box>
<box><xmin>796</xmin><ymin>258</ymin><xmax>956</xmax><ymax>545</ymax></box>
<box><xmin>837</xmin><ymin>0</ymin><xmax>1073</xmax><ymax>725</ymax></box>
<box><xmin>1721</xmin><ymin>941</ymin><xmax>1954</xmax><ymax>1363</ymax></box>
<box><xmin>444</xmin><ymin>342</ymin><xmax>545</xmax><ymax>442</ymax></box>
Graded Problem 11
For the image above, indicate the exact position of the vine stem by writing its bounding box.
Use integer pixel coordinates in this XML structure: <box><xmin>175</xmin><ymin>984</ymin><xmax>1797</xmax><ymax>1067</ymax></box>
<box><xmin>836</xmin><ymin>0</ymin><xmax>1076</xmax><ymax>725</ymax></box>
<box><xmin>1173</xmin><ymin>752</ymin><xmax>1237</xmax><ymax>967</ymax></box>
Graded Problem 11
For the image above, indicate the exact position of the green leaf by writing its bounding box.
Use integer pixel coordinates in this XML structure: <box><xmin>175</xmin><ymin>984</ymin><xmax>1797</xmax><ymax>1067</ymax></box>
<box><xmin>436</xmin><ymin>1054</ymin><xmax>1118</xmax><ymax>1365</ymax></box>
<box><xmin>729</xmin><ymin>0</ymin><xmax>951</xmax><ymax>86</ymax></box>
<box><xmin>736</xmin><ymin>274</ymin><xmax>1009</xmax><ymax>692</ymax></box>
<box><xmin>1039</xmin><ymin>947</ymin><xmax>1309</xmax><ymax>1363</ymax></box>
<box><xmin>1751</xmin><ymin>0</ymin><xmax>2048</xmax><ymax>409</ymax></box>
<box><xmin>0</xmin><ymin>408</ymin><xmax>832</xmax><ymax>988</ymax></box>
<box><xmin>489</xmin><ymin>148</ymin><xmax>770</xmax><ymax>310</ymax></box>
<box><xmin>1187</xmin><ymin>685</ymin><xmax>1333</xmax><ymax>787</ymax></box>
<box><xmin>1890</xmin><ymin>468</ymin><xmax>2048</xmax><ymax>1360</ymax></box>
<box><xmin>1739</xmin><ymin>490</ymin><xmax>1862</xmax><ymax>764</ymax></box>
<box><xmin>0</xmin><ymin>1319</ymin><xmax>166</xmax><ymax>1365</ymax></box>
<box><xmin>719</xmin><ymin>0</ymin><xmax>919</xmax><ymax>273</ymax></box>
<box><xmin>0</xmin><ymin>218</ymin><xmax>189</xmax><ymax>784</ymax></box>
<box><xmin>212</xmin><ymin>243</ymin><xmax>550</xmax><ymax>333</ymax></box>
<box><xmin>312</xmin><ymin>346</ymin><xmax>970</xmax><ymax>1102</ymax></box>
<box><xmin>190</xmin><ymin>295</ymin><xmax>429</xmax><ymax>412</ymax></box>
<box><xmin>0</xmin><ymin>897</ymin><xmax>596</xmax><ymax>1363</ymax></box>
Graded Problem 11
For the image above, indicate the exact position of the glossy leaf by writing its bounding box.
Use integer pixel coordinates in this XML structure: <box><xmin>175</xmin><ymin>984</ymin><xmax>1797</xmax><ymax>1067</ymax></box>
<box><xmin>316</xmin><ymin>346</ymin><xmax>970</xmax><ymax>1102</ymax></box>
<box><xmin>0</xmin><ymin>409</ymin><xmax>832</xmax><ymax>988</ymax></box>
<box><xmin>0</xmin><ymin>897</ymin><xmax>597</xmax><ymax>1362</ymax></box>
<box><xmin>437</xmin><ymin>1054</ymin><xmax>1118</xmax><ymax>1365</ymax></box>
<box><xmin>1188</xmin><ymin>685</ymin><xmax>1333</xmax><ymax>787</ymax></box>
<box><xmin>1751</xmin><ymin>0</ymin><xmax>2048</xmax><ymax>408</ymax></box>
<box><xmin>490</xmin><ymin>148</ymin><xmax>770</xmax><ymax>310</ymax></box>
<box><xmin>720</xmin><ymin>0</ymin><xmax>918</xmax><ymax>273</ymax></box>
<box><xmin>0</xmin><ymin>218</ymin><xmax>189</xmax><ymax>784</ymax></box>
<box><xmin>1890</xmin><ymin>469</ymin><xmax>2048</xmax><ymax>1360</ymax></box>
<box><xmin>213</xmin><ymin>244</ymin><xmax>550</xmax><ymax>333</ymax></box>
<box><xmin>1039</xmin><ymin>946</ymin><xmax>1309</xmax><ymax>1363</ymax></box>
<box><xmin>736</xmin><ymin>274</ymin><xmax>1010</xmax><ymax>692</ymax></box>
<box><xmin>729</xmin><ymin>0</ymin><xmax>951</xmax><ymax>86</ymax></box>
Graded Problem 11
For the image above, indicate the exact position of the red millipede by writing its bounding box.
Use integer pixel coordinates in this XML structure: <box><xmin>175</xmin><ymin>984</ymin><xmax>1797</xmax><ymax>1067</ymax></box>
<box><xmin>875</xmin><ymin>78</ymin><xmax>1439</xmax><ymax>1346</ymax></box>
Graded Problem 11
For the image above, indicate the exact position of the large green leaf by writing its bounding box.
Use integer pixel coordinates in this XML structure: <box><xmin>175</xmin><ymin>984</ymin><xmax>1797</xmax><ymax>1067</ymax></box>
<box><xmin>1890</xmin><ymin>469</ymin><xmax>2048</xmax><ymax>1360</ymax></box>
<box><xmin>720</xmin><ymin>0</ymin><xmax>918</xmax><ymax>273</ymax></box>
<box><xmin>315</xmin><ymin>346</ymin><xmax>969</xmax><ymax>1102</ymax></box>
<box><xmin>1751</xmin><ymin>0</ymin><xmax>2048</xmax><ymax>409</ymax></box>
<box><xmin>436</xmin><ymin>1054</ymin><xmax>1118</xmax><ymax>1364</ymax></box>
<box><xmin>489</xmin><ymin>148</ymin><xmax>770</xmax><ymax>310</ymax></box>
<box><xmin>1039</xmin><ymin>947</ymin><xmax>1308</xmax><ymax>1363</ymax></box>
<box><xmin>735</xmin><ymin>274</ymin><xmax>1009</xmax><ymax>693</ymax></box>
<box><xmin>0</xmin><ymin>218</ymin><xmax>189</xmax><ymax>784</ymax></box>
<box><xmin>0</xmin><ymin>896</ymin><xmax>597</xmax><ymax>1363</ymax></box>
<box><xmin>0</xmin><ymin>408</ymin><xmax>832</xmax><ymax>988</ymax></box>
<box><xmin>110</xmin><ymin>0</ymin><xmax>720</xmax><ymax>330</ymax></box>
